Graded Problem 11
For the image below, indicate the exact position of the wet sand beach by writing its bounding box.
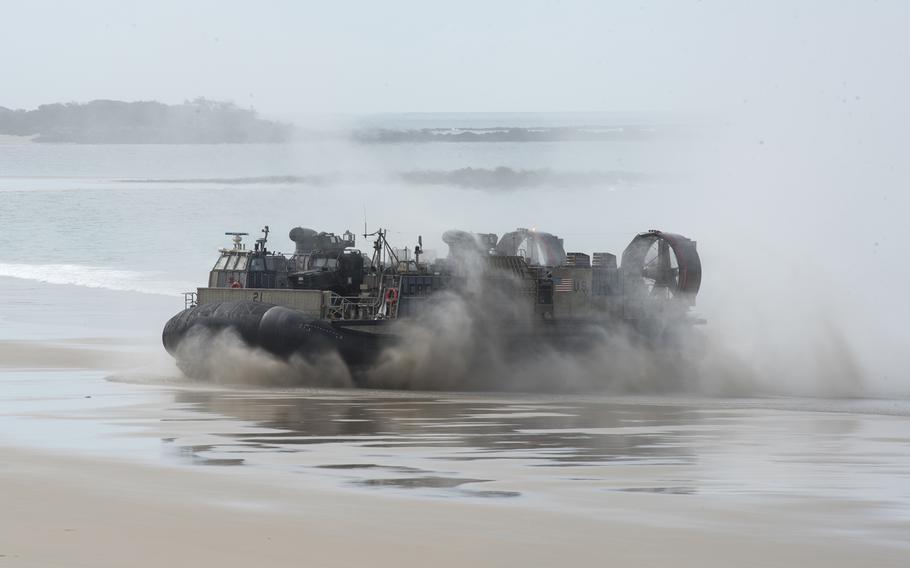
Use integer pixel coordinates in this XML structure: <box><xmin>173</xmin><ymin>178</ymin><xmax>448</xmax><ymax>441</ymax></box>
<box><xmin>1</xmin><ymin>330</ymin><xmax>908</xmax><ymax>566</ymax></box>
<box><xmin>2</xmin><ymin>444</ymin><xmax>906</xmax><ymax>568</ymax></box>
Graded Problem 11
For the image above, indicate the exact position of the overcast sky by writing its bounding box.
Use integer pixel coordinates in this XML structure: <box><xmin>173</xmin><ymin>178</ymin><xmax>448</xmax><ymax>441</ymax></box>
<box><xmin>2</xmin><ymin>1</ymin><xmax>907</xmax><ymax>119</ymax></box>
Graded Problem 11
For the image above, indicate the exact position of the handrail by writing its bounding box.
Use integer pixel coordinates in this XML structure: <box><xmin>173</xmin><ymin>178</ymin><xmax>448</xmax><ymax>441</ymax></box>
<box><xmin>325</xmin><ymin>292</ymin><xmax>383</xmax><ymax>320</ymax></box>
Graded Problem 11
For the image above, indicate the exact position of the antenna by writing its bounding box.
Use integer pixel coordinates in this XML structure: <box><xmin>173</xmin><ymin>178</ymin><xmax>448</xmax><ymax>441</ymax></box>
<box><xmin>225</xmin><ymin>231</ymin><xmax>249</xmax><ymax>250</ymax></box>
<box><xmin>387</xmin><ymin>229</ymin><xmax>400</xmax><ymax>268</ymax></box>
<box><xmin>255</xmin><ymin>225</ymin><xmax>270</xmax><ymax>252</ymax></box>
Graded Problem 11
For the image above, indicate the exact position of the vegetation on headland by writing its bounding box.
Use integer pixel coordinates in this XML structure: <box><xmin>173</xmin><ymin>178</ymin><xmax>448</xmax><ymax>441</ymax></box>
<box><xmin>0</xmin><ymin>98</ymin><xmax>293</xmax><ymax>143</ymax></box>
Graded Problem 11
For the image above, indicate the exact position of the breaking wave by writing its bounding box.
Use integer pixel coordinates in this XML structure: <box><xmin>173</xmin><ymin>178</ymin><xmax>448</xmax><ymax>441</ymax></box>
<box><xmin>0</xmin><ymin>263</ymin><xmax>193</xmax><ymax>296</ymax></box>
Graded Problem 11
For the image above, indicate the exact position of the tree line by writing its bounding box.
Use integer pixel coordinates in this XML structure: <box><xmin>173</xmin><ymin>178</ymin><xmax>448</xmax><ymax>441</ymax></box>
<box><xmin>0</xmin><ymin>98</ymin><xmax>293</xmax><ymax>143</ymax></box>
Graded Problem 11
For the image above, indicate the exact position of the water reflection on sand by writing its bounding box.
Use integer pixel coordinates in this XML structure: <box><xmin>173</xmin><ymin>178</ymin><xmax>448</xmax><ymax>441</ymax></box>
<box><xmin>162</xmin><ymin>388</ymin><xmax>910</xmax><ymax>515</ymax></box>
<box><xmin>3</xmin><ymin>371</ymin><xmax>910</xmax><ymax>544</ymax></box>
<box><xmin>166</xmin><ymin>390</ymin><xmax>710</xmax><ymax>497</ymax></box>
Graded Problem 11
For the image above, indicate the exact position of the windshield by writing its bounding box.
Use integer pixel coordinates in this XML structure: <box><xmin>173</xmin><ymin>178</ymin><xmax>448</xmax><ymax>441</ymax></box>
<box><xmin>214</xmin><ymin>255</ymin><xmax>230</xmax><ymax>270</ymax></box>
<box><xmin>266</xmin><ymin>256</ymin><xmax>283</xmax><ymax>271</ymax></box>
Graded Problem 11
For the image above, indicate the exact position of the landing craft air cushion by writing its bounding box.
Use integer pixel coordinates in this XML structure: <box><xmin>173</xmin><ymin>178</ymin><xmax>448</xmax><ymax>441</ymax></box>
<box><xmin>162</xmin><ymin>225</ymin><xmax>703</xmax><ymax>384</ymax></box>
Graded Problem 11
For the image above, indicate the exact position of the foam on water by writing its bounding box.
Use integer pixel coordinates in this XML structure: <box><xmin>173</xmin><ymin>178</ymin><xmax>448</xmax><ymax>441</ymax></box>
<box><xmin>0</xmin><ymin>263</ymin><xmax>193</xmax><ymax>296</ymax></box>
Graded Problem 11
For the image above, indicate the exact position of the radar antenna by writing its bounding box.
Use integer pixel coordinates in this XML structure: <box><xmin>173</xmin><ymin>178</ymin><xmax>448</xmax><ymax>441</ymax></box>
<box><xmin>224</xmin><ymin>231</ymin><xmax>249</xmax><ymax>250</ymax></box>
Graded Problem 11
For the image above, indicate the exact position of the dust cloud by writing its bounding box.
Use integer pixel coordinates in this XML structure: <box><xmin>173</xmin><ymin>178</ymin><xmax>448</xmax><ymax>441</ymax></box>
<box><xmin>676</xmin><ymin>58</ymin><xmax>910</xmax><ymax>398</ymax></box>
<box><xmin>174</xmin><ymin>327</ymin><xmax>353</xmax><ymax>388</ymax></box>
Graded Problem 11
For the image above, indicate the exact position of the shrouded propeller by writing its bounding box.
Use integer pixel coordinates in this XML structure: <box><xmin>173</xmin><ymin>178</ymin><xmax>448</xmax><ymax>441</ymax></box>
<box><xmin>621</xmin><ymin>230</ymin><xmax>701</xmax><ymax>304</ymax></box>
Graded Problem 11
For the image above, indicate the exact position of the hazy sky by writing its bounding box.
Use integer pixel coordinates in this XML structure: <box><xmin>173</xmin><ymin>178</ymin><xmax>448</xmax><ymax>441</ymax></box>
<box><xmin>2</xmin><ymin>0</ymin><xmax>907</xmax><ymax>119</ymax></box>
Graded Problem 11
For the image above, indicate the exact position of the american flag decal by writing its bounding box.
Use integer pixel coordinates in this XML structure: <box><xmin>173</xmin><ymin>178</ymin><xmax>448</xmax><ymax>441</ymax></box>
<box><xmin>554</xmin><ymin>277</ymin><xmax>574</xmax><ymax>292</ymax></box>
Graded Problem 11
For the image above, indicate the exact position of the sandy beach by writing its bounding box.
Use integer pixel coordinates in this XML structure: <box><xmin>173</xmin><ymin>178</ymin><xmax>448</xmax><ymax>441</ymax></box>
<box><xmin>3</xmin><ymin>444</ymin><xmax>906</xmax><ymax>568</ymax></box>
<box><xmin>1</xmin><ymin>333</ymin><xmax>908</xmax><ymax>567</ymax></box>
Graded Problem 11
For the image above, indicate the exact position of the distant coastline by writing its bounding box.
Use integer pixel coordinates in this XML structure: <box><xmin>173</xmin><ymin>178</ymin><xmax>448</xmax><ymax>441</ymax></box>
<box><xmin>0</xmin><ymin>100</ymin><xmax>680</xmax><ymax>145</ymax></box>
<box><xmin>0</xmin><ymin>99</ymin><xmax>292</xmax><ymax>144</ymax></box>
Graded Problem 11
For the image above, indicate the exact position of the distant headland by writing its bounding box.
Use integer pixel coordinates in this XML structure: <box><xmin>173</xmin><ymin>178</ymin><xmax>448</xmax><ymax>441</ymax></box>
<box><xmin>0</xmin><ymin>100</ymin><xmax>676</xmax><ymax>145</ymax></box>
<box><xmin>0</xmin><ymin>98</ymin><xmax>293</xmax><ymax>144</ymax></box>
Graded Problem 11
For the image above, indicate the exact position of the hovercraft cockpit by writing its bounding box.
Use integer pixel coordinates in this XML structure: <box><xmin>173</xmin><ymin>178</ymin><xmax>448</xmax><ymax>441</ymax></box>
<box><xmin>208</xmin><ymin>227</ymin><xmax>289</xmax><ymax>289</ymax></box>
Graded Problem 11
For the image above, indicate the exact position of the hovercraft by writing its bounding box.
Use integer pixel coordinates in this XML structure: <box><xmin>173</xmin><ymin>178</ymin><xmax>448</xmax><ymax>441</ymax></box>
<box><xmin>163</xmin><ymin>225</ymin><xmax>703</xmax><ymax>385</ymax></box>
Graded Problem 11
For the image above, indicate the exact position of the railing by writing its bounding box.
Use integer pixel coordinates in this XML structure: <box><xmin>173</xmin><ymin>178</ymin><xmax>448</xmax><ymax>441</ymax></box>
<box><xmin>326</xmin><ymin>274</ymin><xmax>404</xmax><ymax>321</ymax></box>
<box><xmin>325</xmin><ymin>293</ymin><xmax>383</xmax><ymax>320</ymax></box>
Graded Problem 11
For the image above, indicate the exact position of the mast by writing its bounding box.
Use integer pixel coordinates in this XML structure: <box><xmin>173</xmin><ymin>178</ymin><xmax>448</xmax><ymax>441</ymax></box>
<box><xmin>365</xmin><ymin>228</ymin><xmax>400</xmax><ymax>273</ymax></box>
